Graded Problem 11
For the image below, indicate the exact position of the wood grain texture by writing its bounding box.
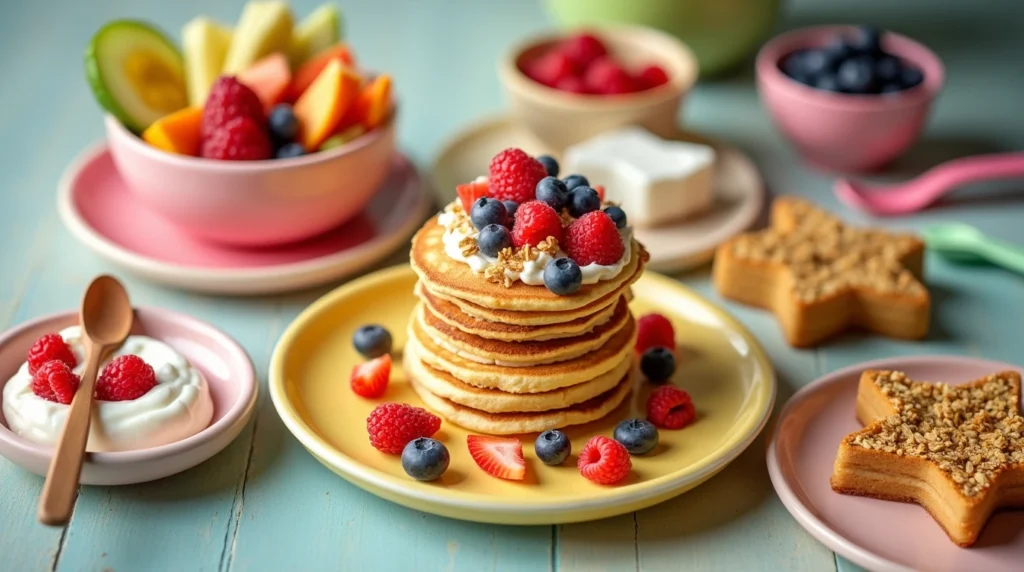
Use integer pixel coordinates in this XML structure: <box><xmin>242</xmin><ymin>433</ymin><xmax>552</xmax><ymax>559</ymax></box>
<box><xmin>0</xmin><ymin>0</ymin><xmax>1022</xmax><ymax>570</ymax></box>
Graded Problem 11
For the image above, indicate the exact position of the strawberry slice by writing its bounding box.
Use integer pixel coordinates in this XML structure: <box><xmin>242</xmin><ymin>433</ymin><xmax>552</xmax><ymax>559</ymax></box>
<box><xmin>350</xmin><ymin>354</ymin><xmax>391</xmax><ymax>398</ymax></box>
<box><xmin>467</xmin><ymin>435</ymin><xmax>526</xmax><ymax>480</ymax></box>
<box><xmin>456</xmin><ymin>180</ymin><xmax>489</xmax><ymax>213</ymax></box>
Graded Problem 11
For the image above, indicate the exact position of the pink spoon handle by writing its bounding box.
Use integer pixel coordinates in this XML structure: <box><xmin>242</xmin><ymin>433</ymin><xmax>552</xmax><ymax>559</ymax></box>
<box><xmin>921</xmin><ymin>152</ymin><xmax>1024</xmax><ymax>191</ymax></box>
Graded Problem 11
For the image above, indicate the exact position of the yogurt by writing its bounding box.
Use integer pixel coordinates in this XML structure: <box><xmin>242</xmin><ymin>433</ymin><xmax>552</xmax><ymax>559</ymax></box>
<box><xmin>438</xmin><ymin>205</ymin><xmax>632</xmax><ymax>286</ymax></box>
<box><xmin>2</xmin><ymin>326</ymin><xmax>214</xmax><ymax>452</ymax></box>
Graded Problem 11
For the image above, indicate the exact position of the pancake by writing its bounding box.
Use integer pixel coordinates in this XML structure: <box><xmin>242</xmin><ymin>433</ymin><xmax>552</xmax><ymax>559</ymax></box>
<box><xmin>421</xmin><ymin>283</ymin><xmax>634</xmax><ymax>327</ymax></box>
<box><xmin>411</xmin><ymin>371</ymin><xmax>633</xmax><ymax>435</ymax></box>
<box><xmin>410</xmin><ymin>218</ymin><xmax>649</xmax><ymax>312</ymax></box>
<box><xmin>416</xmin><ymin>283</ymin><xmax>620</xmax><ymax>341</ymax></box>
<box><xmin>404</xmin><ymin>341</ymin><xmax>632</xmax><ymax>413</ymax></box>
<box><xmin>408</xmin><ymin>315</ymin><xmax>636</xmax><ymax>393</ymax></box>
<box><xmin>416</xmin><ymin>298</ymin><xmax>632</xmax><ymax>366</ymax></box>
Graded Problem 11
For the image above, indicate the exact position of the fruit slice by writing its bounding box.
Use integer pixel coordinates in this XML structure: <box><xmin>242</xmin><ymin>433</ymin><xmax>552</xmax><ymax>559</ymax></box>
<box><xmin>286</xmin><ymin>43</ymin><xmax>355</xmax><ymax>101</ymax></box>
<box><xmin>293</xmin><ymin>58</ymin><xmax>360</xmax><ymax>150</ymax></box>
<box><xmin>338</xmin><ymin>74</ymin><xmax>392</xmax><ymax>131</ymax></box>
<box><xmin>182</xmin><ymin>17</ymin><xmax>233</xmax><ymax>106</ymax></box>
<box><xmin>456</xmin><ymin>180</ymin><xmax>489</xmax><ymax>213</ymax></box>
<box><xmin>84</xmin><ymin>20</ymin><xmax>188</xmax><ymax>132</ymax></box>
<box><xmin>467</xmin><ymin>435</ymin><xmax>526</xmax><ymax>480</ymax></box>
<box><xmin>237</xmin><ymin>53</ymin><xmax>291</xmax><ymax>112</ymax></box>
<box><xmin>222</xmin><ymin>1</ymin><xmax>293</xmax><ymax>74</ymax></box>
<box><xmin>350</xmin><ymin>354</ymin><xmax>391</xmax><ymax>398</ymax></box>
<box><xmin>319</xmin><ymin>124</ymin><xmax>365</xmax><ymax>151</ymax></box>
<box><xmin>142</xmin><ymin>106</ymin><xmax>203</xmax><ymax>156</ymax></box>
<box><xmin>289</xmin><ymin>3</ymin><xmax>344</xmax><ymax>66</ymax></box>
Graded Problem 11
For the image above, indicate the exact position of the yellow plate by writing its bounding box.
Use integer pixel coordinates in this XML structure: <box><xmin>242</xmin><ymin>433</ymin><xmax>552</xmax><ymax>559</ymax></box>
<box><xmin>269</xmin><ymin>265</ymin><xmax>775</xmax><ymax>525</ymax></box>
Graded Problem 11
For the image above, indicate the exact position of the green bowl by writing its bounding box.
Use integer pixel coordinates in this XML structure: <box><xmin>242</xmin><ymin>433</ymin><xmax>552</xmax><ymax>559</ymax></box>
<box><xmin>544</xmin><ymin>0</ymin><xmax>783</xmax><ymax>77</ymax></box>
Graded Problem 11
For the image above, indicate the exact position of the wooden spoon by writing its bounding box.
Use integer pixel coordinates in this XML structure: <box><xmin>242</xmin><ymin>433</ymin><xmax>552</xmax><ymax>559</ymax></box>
<box><xmin>38</xmin><ymin>275</ymin><xmax>133</xmax><ymax>526</ymax></box>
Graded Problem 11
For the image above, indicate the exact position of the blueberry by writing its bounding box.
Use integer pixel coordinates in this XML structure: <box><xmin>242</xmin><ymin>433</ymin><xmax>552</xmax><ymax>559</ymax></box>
<box><xmin>537</xmin><ymin>155</ymin><xmax>560</xmax><ymax>178</ymax></box>
<box><xmin>900</xmin><ymin>66</ymin><xmax>924</xmax><ymax>89</ymax></box>
<box><xmin>780</xmin><ymin>50</ymin><xmax>812</xmax><ymax>83</ymax></box>
<box><xmin>880</xmin><ymin>83</ymin><xmax>904</xmax><ymax>94</ymax></box>
<box><xmin>275</xmin><ymin>142</ymin><xmax>306</xmax><ymax>159</ymax></box>
<box><xmin>353</xmin><ymin>324</ymin><xmax>392</xmax><ymax>358</ymax></box>
<box><xmin>813</xmin><ymin>73</ymin><xmax>840</xmax><ymax>92</ymax></box>
<box><xmin>822</xmin><ymin>38</ymin><xmax>853</xmax><ymax>64</ymax></box>
<box><xmin>614</xmin><ymin>418</ymin><xmax>659</xmax><ymax>455</ymax></box>
<box><xmin>848</xmin><ymin>26</ymin><xmax>882</xmax><ymax>56</ymax></box>
<box><xmin>503</xmin><ymin>200</ymin><xmax>519</xmax><ymax>221</ymax></box>
<box><xmin>471</xmin><ymin>197</ymin><xmax>508</xmax><ymax>229</ymax></box>
<box><xmin>477</xmin><ymin>224</ymin><xmax>512</xmax><ymax>257</ymax></box>
<box><xmin>543</xmin><ymin>258</ymin><xmax>582</xmax><ymax>296</ymax></box>
<box><xmin>535</xmin><ymin>177</ymin><xmax>569</xmax><ymax>211</ymax></box>
<box><xmin>640</xmin><ymin>347</ymin><xmax>676</xmax><ymax>383</ymax></box>
<box><xmin>604</xmin><ymin>205</ymin><xmax>627</xmax><ymax>229</ymax></box>
<box><xmin>567</xmin><ymin>186</ymin><xmax>601</xmax><ymax>218</ymax></box>
<box><xmin>535</xmin><ymin>429</ymin><xmax>571</xmax><ymax>465</ymax></box>
<box><xmin>874</xmin><ymin>55</ymin><xmax>902</xmax><ymax>83</ymax></box>
<box><xmin>799</xmin><ymin>48</ymin><xmax>831</xmax><ymax>78</ymax></box>
<box><xmin>562</xmin><ymin>174</ymin><xmax>590</xmax><ymax>191</ymax></box>
<box><xmin>836</xmin><ymin>56</ymin><xmax>877</xmax><ymax>94</ymax></box>
<box><xmin>268</xmin><ymin>103</ymin><xmax>300</xmax><ymax>142</ymax></box>
<box><xmin>401</xmin><ymin>438</ymin><xmax>450</xmax><ymax>481</ymax></box>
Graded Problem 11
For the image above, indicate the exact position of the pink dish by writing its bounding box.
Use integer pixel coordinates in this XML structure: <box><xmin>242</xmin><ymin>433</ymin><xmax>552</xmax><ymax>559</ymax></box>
<box><xmin>104</xmin><ymin>107</ymin><xmax>396</xmax><ymax>247</ymax></box>
<box><xmin>767</xmin><ymin>355</ymin><xmax>1024</xmax><ymax>572</ymax></box>
<box><xmin>756</xmin><ymin>26</ymin><xmax>944</xmax><ymax>173</ymax></box>
<box><xmin>0</xmin><ymin>307</ymin><xmax>257</xmax><ymax>485</ymax></box>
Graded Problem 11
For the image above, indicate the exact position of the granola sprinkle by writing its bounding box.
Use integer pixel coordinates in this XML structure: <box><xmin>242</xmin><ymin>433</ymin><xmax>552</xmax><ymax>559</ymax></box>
<box><xmin>849</xmin><ymin>371</ymin><xmax>1024</xmax><ymax>497</ymax></box>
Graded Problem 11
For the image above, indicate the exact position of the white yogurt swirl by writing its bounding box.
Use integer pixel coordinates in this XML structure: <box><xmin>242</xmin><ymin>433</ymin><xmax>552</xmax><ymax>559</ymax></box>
<box><xmin>438</xmin><ymin>202</ymin><xmax>632</xmax><ymax>286</ymax></box>
<box><xmin>2</xmin><ymin>326</ymin><xmax>214</xmax><ymax>452</ymax></box>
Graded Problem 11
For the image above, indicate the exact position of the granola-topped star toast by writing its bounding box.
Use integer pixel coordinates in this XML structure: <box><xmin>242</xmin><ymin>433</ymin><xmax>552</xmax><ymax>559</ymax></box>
<box><xmin>712</xmin><ymin>196</ymin><xmax>929</xmax><ymax>347</ymax></box>
<box><xmin>831</xmin><ymin>370</ymin><xmax>1024</xmax><ymax>547</ymax></box>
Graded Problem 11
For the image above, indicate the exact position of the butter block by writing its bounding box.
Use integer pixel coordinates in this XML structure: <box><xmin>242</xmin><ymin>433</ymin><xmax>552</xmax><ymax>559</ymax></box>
<box><xmin>564</xmin><ymin>127</ymin><xmax>716</xmax><ymax>228</ymax></box>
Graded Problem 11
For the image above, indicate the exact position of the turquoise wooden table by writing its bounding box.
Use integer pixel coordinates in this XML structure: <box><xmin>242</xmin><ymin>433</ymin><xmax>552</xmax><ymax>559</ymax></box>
<box><xmin>1</xmin><ymin>0</ymin><xmax>1022</xmax><ymax>570</ymax></box>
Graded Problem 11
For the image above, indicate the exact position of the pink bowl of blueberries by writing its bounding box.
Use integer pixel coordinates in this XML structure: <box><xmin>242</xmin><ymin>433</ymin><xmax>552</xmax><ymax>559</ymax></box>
<box><xmin>756</xmin><ymin>26</ymin><xmax>945</xmax><ymax>172</ymax></box>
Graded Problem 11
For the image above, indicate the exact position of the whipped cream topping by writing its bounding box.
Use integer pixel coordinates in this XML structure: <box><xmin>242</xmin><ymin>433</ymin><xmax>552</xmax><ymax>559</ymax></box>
<box><xmin>2</xmin><ymin>326</ymin><xmax>214</xmax><ymax>452</ymax></box>
<box><xmin>438</xmin><ymin>202</ymin><xmax>632</xmax><ymax>286</ymax></box>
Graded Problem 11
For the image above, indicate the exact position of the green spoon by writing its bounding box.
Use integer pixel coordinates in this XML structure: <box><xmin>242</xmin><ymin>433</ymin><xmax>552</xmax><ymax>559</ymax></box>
<box><xmin>922</xmin><ymin>223</ymin><xmax>1024</xmax><ymax>275</ymax></box>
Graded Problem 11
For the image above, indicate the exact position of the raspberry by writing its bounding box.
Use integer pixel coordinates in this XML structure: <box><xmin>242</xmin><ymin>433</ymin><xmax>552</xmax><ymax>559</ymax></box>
<box><xmin>367</xmin><ymin>403</ymin><xmax>441</xmax><ymax>454</ymax></box>
<box><xmin>201</xmin><ymin>116</ymin><xmax>272</xmax><ymax>161</ymax></box>
<box><xmin>201</xmin><ymin>76</ymin><xmax>265</xmax><ymax>139</ymax></box>
<box><xmin>561</xmin><ymin>33</ymin><xmax>608</xmax><ymax>68</ymax></box>
<box><xmin>95</xmin><ymin>355</ymin><xmax>157</xmax><ymax>402</ymax></box>
<box><xmin>584</xmin><ymin>56</ymin><xmax>636</xmax><ymax>95</ymax></box>
<box><xmin>27</xmin><ymin>333</ymin><xmax>77</xmax><ymax>376</ymax></box>
<box><xmin>646</xmin><ymin>386</ymin><xmax>696</xmax><ymax>429</ymax></box>
<box><xmin>635</xmin><ymin>313</ymin><xmax>676</xmax><ymax>353</ymax></box>
<box><xmin>488</xmin><ymin>148</ymin><xmax>547</xmax><ymax>203</ymax></box>
<box><xmin>32</xmin><ymin>361</ymin><xmax>80</xmax><ymax>404</ymax></box>
<box><xmin>554</xmin><ymin>75</ymin><xmax>588</xmax><ymax>94</ymax></box>
<box><xmin>564</xmin><ymin>211</ymin><xmax>624</xmax><ymax>265</ymax></box>
<box><xmin>511</xmin><ymin>200</ymin><xmax>564</xmax><ymax>248</ymax></box>
<box><xmin>636</xmin><ymin>65</ymin><xmax>670</xmax><ymax>90</ymax></box>
<box><xmin>577</xmin><ymin>435</ymin><xmax>631</xmax><ymax>485</ymax></box>
<box><xmin>524</xmin><ymin>51</ymin><xmax>580</xmax><ymax>87</ymax></box>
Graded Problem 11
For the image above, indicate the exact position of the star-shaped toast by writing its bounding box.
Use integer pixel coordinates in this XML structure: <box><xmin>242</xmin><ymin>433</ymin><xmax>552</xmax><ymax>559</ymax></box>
<box><xmin>712</xmin><ymin>196</ymin><xmax>929</xmax><ymax>347</ymax></box>
<box><xmin>831</xmin><ymin>369</ymin><xmax>1024</xmax><ymax>547</ymax></box>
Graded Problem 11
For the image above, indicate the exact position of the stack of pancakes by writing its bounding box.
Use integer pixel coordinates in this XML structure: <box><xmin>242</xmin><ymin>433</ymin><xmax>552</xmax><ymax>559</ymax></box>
<box><xmin>406</xmin><ymin>218</ymin><xmax>649</xmax><ymax>434</ymax></box>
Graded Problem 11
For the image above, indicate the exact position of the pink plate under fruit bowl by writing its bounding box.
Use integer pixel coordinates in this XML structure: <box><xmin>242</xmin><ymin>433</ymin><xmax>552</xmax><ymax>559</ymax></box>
<box><xmin>0</xmin><ymin>307</ymin><xmax>257</xmax><ymax>486</ymax></box>
<box><xmin>767</xmin><ymin>355</ymin><xmax>1024</xmax><ymax>572</ymax></box>
<box><xmin>58</xmin><ymin>144</ymin><xmax>432</xmax><ymax>295</ymax></box>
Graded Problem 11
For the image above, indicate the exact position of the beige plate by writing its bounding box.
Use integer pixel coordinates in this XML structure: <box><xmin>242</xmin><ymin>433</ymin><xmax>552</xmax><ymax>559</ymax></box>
<box><xmin>431</xmin><ymin>114</ymin><xmax>765</xmax><ymax>272</ymax></box>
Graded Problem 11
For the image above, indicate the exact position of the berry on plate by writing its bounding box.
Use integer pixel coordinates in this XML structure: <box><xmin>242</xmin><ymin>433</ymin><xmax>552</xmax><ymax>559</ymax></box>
<box><xmin>201</xmin><ymin>116</ymin><xmax>272</xmax><ymax>160</ymax></box>
<box><xmin>511</xmin><ymin>200</ymin><xmax>564</xmax><ymax>248</ymax></box>
<box><xmin>535</xmin><ymin>177</ymin><xmax>569</xmax><ymax>211</ymax></box>
<box><xmin>564</xmin><ymin>211</ymin><xmax>624</xmax><ymax>266</ymax></box>
<box><xmin>562</xmin><ymin>174</ymin><xmax>589</xmax><ymax>192</ymax></box>
<box><xmin>350</xmin><ymin>354</ymin><xmax>391</xmax><ymax>398</ymax></box>
<box><xmin>401</xmin><ymin>437</ymin><xmax>450</xmax><ymax>481</ymax></box>
<box><xmin>577</xmin><ymin>435</ymin><xmax>631</xmax><ymax>485</ymax></box>
<box><xmin>535</xmin><ymin>429</ymin><xmax>571</xmax><ymax>466</ymax></box>
<box><xmin>478</xmin><ymin>224</ymin><xmax>513</xmax><ymax>257</ymax></box>
<box><xmin>470</xmin><ymin>197</ymin><xmax>508</xmax><ymax>230</ymax></box>
<box><xmin>367</xmin><ymin>403</ymin><xmax>441</xmax><ymax>454</ymax></box>
<box><xmin>646</xmin><ymin>385</ymin><xmax>696</xmax><ymax>430</ymax></box>
<box><xmin>456</xmin><ymin>180</ymin><xmax>489</xmax><ymax>213</ymax></box>
<box><xmin>353</xmin><ymin>324</ymin><xmax>392</xmax><ymax>358</ymax></box>
<box><xmin>27</xmin><ymin>333</ymin><xmax>77</xmax><ymax>376</ymax></box>
<box><xmin>567</xmin><ymin>186</ymin><xmax>601</xmax><ymax>218</ymax></box>
<box><xmin>603</xmin><ymin>206</ymin><xmax>627</xmax><ymax>229</ymax></box>
<box><xmin>31</xmin><ymin>360</ymin><xmax>81</xmax><ymax>405</ymax></box>
<box><xmin>613</xmin><ymin>418</ymin><xmax>659</xmax><ymax>455</ymax></box>
<box><xmin>536</xmin><ymin>155</ymin><xmax>559</xmax><ymax>178</ymax></box>
<box><xmin>467</xmin><ymin>435</ymin><xmax>526</xmax><ymax>480</ymax></box>
<box><xmin>543</xmin><ymin>258</ymin><xmax>582</xmax><ymax>296</ymax></box>
<box><xmin>489</xmin><ymin>148</ymin><xmax>548</xmax><ymax>204</ymax></box>
<box><xmin>635</xmin><ymin>313</ymin><xmax>675</xmax><ymax>354</ymax></box>
<box><xmin>640</xmin><ymin>347</ymin><xmax>676</xmax><ymax>383</ymax></box>
<box><xmin>96</xmin><ymin>355</ymin><xmax>157</xmax><ymax>402</ymax></box>
<box><xmin>201</xmin><ymin>76</ymin><xmax>265</xmax><ymax>139</ymax></box>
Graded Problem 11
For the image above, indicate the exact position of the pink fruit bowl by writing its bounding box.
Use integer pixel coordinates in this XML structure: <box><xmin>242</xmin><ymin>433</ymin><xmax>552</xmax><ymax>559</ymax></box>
<box><xmin>104</xmin><ymin>108</ymin><xmax>397</xmax><ymax>247</ymax></box>
<box><xmin>756</xmin><ymin>26</ymin><xmax>944</xmax><ymax>173</ymax></box>
<box><xmin>0</xmin><ymin>307</ymin><xmax>257</xmax><ymax>485</ymax></box>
